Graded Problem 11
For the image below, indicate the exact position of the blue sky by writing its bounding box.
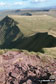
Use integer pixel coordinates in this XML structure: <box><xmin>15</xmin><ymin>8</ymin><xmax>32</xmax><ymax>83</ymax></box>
<box><xmin>0</xmin><ymin>0</ymin><xmax>56</xmax><ymax>10</ymax></box>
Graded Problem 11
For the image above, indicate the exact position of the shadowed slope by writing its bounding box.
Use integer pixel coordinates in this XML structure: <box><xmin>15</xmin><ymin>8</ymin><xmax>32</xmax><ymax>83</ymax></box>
<box><xmin>0</xmin><ymin>16</ymin><xmax>23</xmax><ymax>48</ymax></box>
<box><xmin>13</xmin><ymin>32</ymin><xmax>56</xmax><ymax>52</ymax></box>
<box><xmin>0</xmin><ymin>16</ymin><xmax>56</xmax><ymax>52</ymax></box>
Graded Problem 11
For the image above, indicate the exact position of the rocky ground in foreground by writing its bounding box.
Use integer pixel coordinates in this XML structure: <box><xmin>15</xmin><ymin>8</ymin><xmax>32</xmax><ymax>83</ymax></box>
<box><xmin>0</xmin><ymin>51</ymin><xmax>56</xmax><ymax>84</ymax></box>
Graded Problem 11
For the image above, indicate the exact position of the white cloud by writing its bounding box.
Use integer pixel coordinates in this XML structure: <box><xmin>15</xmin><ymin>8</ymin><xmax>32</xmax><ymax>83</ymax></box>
<box><xmin>0</xmin><ymin>2</ymin><xmax>11</xmax><ymax>8</ymax></box>
<box><xmin>0</xmin><ymin>1</ymin><xmax>25</xmax><ymax>8</ymax></box>
<box><xmin>32</xmin><ymin>0</ymin><xmax>47</xmax><ymax>3</ymax></box>
<box><xmin>0</xmin><ymin>2</ymin><xmax>6</xmax><ymax>6</ymax></box>
<box><xmin>14</xmin><ymin>2</ymin><xmax>25</xmax><ymax>5</ymax></box>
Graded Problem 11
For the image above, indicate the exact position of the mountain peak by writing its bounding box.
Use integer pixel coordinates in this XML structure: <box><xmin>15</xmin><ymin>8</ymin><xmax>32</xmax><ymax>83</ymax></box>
<box><xmin>0</xmin><ymin>16</ymin><xmax>18</xmax><ymax>26</ymax></box>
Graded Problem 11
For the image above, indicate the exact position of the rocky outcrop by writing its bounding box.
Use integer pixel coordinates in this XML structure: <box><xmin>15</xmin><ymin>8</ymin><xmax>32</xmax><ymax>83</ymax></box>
<box><xmin>0</xmin><ymin>51</ymin><xmax>56</xmax><ymax>84</ymax></box>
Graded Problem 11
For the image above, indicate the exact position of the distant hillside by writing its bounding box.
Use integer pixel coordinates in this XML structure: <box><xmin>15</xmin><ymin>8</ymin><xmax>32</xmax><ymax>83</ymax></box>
<box><xmin>0</xmin><ymin>15</ymin><xmax>56</xmax><ymax>52</ymax></box>
<box><xmin>0</xmin><ymin>9</ymin><xmax>52</xmax><ymax>20</ymax></box>
<box><xmin>0</xmin><ymin>9</ymin><xmax>56</xmax><ymax>21</ymax></box>
<box><xmin>21</xmin><ymin>12</ymin><xmax>32</xmax><ymax>16</ymax></box>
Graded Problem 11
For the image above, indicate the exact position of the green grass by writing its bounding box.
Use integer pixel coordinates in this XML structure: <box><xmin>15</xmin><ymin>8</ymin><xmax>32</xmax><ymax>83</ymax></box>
<box><xmin>0</xmin><ymin>49</ymin><xmax>21</xmax><ymax>55</ymax></box>
<box><xmin>42</xmin><ymin>48</ymin><xmax>56</xmax><ymax>58</ymax></box>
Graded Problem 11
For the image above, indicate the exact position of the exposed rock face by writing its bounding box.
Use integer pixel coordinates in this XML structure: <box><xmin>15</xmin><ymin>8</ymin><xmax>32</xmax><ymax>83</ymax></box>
<box><xmin>0</xmin><ymin>51</ymin><xmax>56</xmax><ymax>84</ymax></box>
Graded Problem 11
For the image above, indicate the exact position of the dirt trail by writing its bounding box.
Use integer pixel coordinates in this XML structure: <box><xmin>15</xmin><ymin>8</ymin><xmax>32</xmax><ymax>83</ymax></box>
<box><xmin>0</xmin><ymin>51</ymin><xmax>56</xmax><ymax>84</ymax></box>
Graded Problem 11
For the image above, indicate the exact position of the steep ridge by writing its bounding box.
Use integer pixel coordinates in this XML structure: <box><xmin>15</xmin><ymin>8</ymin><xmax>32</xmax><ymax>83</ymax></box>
<box><xmin>0</xmin><ymin>16</ymin><xmax>56</xmax><ymax>52</ymax></box>
<box><xmin>14</xmin><ymin>32</ymin><xmax>56</xmax><ymax>52</ymax></box>
<box><xmin>0</xmin><ymin>16</ymin><xmax>23</xmax><ymax>48</ymax></box>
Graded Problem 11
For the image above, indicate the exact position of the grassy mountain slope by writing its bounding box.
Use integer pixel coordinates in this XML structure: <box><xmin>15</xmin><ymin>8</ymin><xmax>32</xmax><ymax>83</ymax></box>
<box><xmin>9</xmin><ymin>15</ymin><xmax>56</xmax><ymax>36</ymax></box>
<box><xmin>0</xmin><ymin>15</ymin><xmax>56</xmax><ymax>55</ymax></box>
